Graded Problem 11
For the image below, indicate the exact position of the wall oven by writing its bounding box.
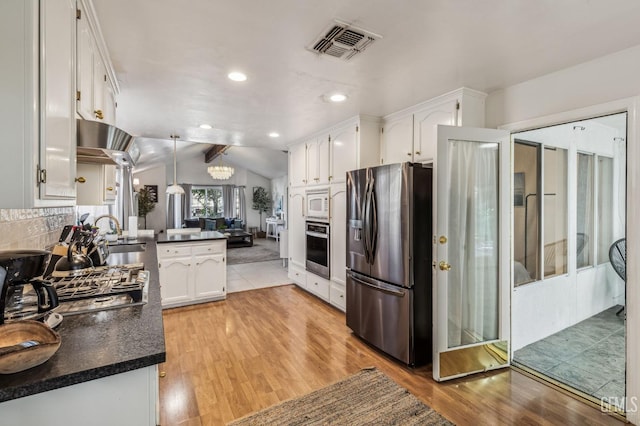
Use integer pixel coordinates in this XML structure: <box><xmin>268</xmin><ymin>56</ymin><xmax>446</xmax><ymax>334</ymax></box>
<box><xmin>305</xmin><ymin>221</ymin><xmax>330</xmax><ymax>279</ymax></box>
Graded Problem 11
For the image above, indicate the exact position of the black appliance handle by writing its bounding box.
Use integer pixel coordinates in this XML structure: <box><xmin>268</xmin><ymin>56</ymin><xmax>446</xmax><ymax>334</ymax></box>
<box><xmin>348</xmin><ymin>271</ymin><xmax>406</xmax><ymax>297</ymax></box>
<box><xmin>32</xmin><ymin>281</ymin><xmax>59</xmax><ymax>313</ymax></box>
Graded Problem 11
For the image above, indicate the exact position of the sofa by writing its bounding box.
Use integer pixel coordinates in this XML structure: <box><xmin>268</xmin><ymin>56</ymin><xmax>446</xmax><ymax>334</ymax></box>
<box><xmin>184</xmin><ymin>217</ymin><xmax>244</xmax><ymax>231</ymax></box>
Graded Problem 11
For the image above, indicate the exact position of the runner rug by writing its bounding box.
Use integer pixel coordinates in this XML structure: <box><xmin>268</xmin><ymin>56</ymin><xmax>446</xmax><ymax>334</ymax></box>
<box><xmin>227</xmin><ymin>367</ymin><xmax>454</xmax><ymax>425</ymax></box>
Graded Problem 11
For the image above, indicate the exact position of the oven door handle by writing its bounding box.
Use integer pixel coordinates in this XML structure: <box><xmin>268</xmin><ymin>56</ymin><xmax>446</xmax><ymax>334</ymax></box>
<box><xmin>348</xmin><ymin>271</ymin><xmax>406</xmax><ymax>297</ymax></box>
<box><xmin>305</xmin><ymin>231</ymin><xmax>329</xmax><ymax>239</ymax></box>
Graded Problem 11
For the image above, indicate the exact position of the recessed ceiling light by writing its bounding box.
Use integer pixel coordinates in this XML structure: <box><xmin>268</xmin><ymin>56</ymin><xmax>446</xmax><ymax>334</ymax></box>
<box><xmin>329</xmin><ymin>93</ymin><xmax>347</xmax><ymax>102</ymax></box>
<box><xmin>228</xmin><ymin>72</ymin><xmax>247</xmax><ymax>82</ymax></box>
<box><xmin>199</xmin><ymin>124</ymin><xmax>212</xmax><ymax>129</ymax></box>
<box><xmin>268</xmin><ymin>132</ymin><xmax>280</xmax><ymax>138</ymax></box>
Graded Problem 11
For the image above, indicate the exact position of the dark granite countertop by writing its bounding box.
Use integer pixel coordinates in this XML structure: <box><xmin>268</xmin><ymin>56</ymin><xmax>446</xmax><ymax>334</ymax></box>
<box><xmin>156</xmin><ymin>230</ymin><xmax>227</xmax><ymax>243</ymax></box>
<box><xmin>0</xmin><ymin>237</ymin><xmax>166</xmax><ymax>403</ymax></box>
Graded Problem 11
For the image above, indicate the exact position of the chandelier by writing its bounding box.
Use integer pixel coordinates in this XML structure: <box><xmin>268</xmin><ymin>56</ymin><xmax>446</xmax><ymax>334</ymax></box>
<box><xmin>208</xmin><ymin>158</ymin><xmax>234</xmax><ymax>180</ymax></box>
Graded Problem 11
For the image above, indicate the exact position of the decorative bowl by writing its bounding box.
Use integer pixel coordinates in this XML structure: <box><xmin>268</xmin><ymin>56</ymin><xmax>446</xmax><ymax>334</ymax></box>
<box><xmin>0</xmin><ymin>320</ymin><xmax>61</xmax><ymax>374</ymax></box>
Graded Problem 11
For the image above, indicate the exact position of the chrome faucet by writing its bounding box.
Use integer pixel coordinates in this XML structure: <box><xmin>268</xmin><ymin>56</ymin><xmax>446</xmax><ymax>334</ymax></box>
<box><xmin>95</xmin><ymin>215</ymin><xmax>122</xmax><ymax>237</ymax></box>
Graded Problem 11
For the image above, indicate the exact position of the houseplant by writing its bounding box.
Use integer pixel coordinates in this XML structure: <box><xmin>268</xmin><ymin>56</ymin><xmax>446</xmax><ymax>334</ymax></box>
<box><xmin>137</xmin><ymin>186</ymin><xmax>156</xmax><ymax>229</ymax></box>
<box><xmin>252</xmin><ymin>186</ymin><xmax>271</xmax><ymax>238</ymax></box>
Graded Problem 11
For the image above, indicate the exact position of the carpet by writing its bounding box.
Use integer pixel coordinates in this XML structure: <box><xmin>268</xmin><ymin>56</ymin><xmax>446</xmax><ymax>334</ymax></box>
<box><xmin>227</xmin><ymin>368</ymin><xmax>454</xmax><ymax>425</ymax></box>
<box><xmin>227</xmin><ymin>239</ymin><xmax>280</xmax><ymax>265</ymax></box>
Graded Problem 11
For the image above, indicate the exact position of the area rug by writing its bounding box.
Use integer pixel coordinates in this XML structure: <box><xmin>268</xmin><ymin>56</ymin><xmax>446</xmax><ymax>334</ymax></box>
<box><xmin>227</xmin><ymin>367</ymin><xmax>454</xmax><ymax>425</ymax></box>
<box><xmin>227</xmin><ymin>239</ymin><xmax>280</xmax><ymax>265</ymax></box>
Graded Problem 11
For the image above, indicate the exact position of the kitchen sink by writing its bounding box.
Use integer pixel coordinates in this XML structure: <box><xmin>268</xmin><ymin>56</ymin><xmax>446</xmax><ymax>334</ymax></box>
<box><xmin>108</xmin><ymin>243</ymin><xmax>146</xmax><ymax>253</ymax></box>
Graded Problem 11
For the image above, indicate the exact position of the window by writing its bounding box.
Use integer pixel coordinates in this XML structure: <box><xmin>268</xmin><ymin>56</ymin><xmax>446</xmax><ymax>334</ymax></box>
<box><xmin>576</xmin><ymin>153</ymin><xmax>594</xmax><ymax>269</ymax></box>
<box><xmin>597</xmin><ymin>157</ymin><xmax>614</xmax><ymax>265</ymax></box>
<box><xmin>543</xmin><ymin>147</ymin><xmax>568</xmax><ymax>278</ymax></box>
<box><xmin>191</xmin><ymin>187</ymin><xmax>223</xmax><ymax>218</ymax></box>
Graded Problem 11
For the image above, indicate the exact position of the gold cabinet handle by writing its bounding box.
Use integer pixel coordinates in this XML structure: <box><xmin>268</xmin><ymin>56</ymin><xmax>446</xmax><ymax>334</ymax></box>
<box><xmin>75</xmin><ymin>176</ymin><xmax>86</xmax><ymax>183</ymax></box>
<box><xmin>407</xmin><ymin>152</ymin><xmax>412</xmax><ymax>156</ymax></box>
<box><xmin>439</xmin><ymin>261</ymin><xmax>451</xmax><ymax>271</ymax></box>
<box><xmin>94</xmin><ymin>109</ymin><xmax>104</xmax><ymax>120</ymax></box>
<box><xmin>106</xmin><ymin>186</ymin><xmax>114</xmax><ymax>191</ymax></box>
<box><xmin>415</xmin><ymin>151</ymin><xmax>421</xmax><ymax>155</ymax></box>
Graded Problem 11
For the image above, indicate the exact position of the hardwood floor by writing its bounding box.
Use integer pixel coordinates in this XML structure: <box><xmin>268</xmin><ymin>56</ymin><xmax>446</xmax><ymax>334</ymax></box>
<box><xmin>160</xmin><ymin>285</ymin><xmax>624</xmax><ymax>425</ymax></box>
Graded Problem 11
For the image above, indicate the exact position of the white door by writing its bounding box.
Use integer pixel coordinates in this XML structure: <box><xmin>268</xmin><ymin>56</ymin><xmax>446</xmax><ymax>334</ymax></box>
<box><xmin>433</xmin><ymin>125</ymin><xmax>511</xmax><ymax>381</ymax></box>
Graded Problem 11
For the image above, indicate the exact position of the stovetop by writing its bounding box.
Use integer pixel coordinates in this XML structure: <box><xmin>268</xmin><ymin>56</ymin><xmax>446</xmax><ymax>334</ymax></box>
<box><xmin>49</xmin><ymin>263</ymin><xmax>149</xmax><ymax>316</ymax></box>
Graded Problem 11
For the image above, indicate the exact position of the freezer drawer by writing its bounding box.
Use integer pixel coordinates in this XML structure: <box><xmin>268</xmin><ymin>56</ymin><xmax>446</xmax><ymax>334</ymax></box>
<box><xmin>346</xmin><ymin>272</ymin><xmax>413</xmax><ymax>365</ymax></box>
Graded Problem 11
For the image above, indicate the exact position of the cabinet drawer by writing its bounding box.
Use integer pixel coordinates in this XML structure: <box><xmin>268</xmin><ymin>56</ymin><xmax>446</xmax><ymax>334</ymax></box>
<box><xmin>288</xmin><ymin>263</ymin><xmax>306</xmax><ymax>287</ymax></box>
<box><xmin>158</xmin><ymin>244</ymin><xmax>191</xmax><ymax>258</ymax></box>
<box><xmin>330</xmin><ymin>282</ymin><xmax>346</xmax><ymax>312</ymax></box>
<box><xmin>192</xmin><ymin>242</ymin><xmax>225</xmax><ymax>256</ymax></box>
<box><xmin>306</xmin><ymin>273</ymin><xmax>330</xmax><ymax>301</ymax></box>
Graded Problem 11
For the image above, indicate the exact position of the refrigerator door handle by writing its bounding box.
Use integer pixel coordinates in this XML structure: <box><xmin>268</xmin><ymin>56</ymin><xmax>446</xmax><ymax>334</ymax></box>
<box><xmin>369</xmin><ymin>175</ymin><xmax>378</xmax><ymax>260</ymax></box>
<box><xmin>348</xmin><ymin>271</ymin><xmax>406</xmax><ymax>297</ymax></box>
<box><xmin>363</xmin><ymin>175</ymin><xmax>371</xmax><ymax>263</ymax></box>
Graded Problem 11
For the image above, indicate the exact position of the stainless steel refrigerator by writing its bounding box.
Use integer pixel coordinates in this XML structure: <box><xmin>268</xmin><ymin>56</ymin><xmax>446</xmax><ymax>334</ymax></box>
<box><xmin>346</xmin><ymin>162</ymin><xmax>432</xmax><ymax>366</ymax></box>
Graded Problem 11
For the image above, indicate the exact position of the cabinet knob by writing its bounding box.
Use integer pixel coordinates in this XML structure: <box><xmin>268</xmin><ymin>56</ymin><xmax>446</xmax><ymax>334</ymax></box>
<box><xmin>75</xmin><ymin>176</ymin><xmax>86</xmax><ymax>184</ymax></box>
<box><xmin>328</xmin><ymin>176</ymin><xmax>333</xmax><ymax>180</ymax></box>
<box><xmin>407</xmin><ymin>152</ymin><xmax>412</xmax><ymax>156</ymax></box>
<box><xmin>106</xmin><ymin>187</ymin><xmax>114</xmax><ymax>191</ymax></box>
<box><xmin>415</xmin><ymin>151</ymin><xmax>421</xmax><ymax>155</ymax></box>
<box><xmin>94</xmin><ymin>109</ymin><xmax>104</xmax><ymax>120</ymax></box>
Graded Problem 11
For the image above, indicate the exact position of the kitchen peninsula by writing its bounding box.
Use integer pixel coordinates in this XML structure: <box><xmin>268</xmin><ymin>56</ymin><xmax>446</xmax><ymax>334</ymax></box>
<box><xmin>0</xmin><ymin>237</ymin><xmax>165</xmax><ymax>426</ymax></box>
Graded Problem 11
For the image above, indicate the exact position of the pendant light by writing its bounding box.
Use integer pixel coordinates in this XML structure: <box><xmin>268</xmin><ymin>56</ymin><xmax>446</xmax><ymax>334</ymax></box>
<box><xmin>166</xmin><ymin>134</ymin><xmax>185</xmax><ymax>195</ymax></box>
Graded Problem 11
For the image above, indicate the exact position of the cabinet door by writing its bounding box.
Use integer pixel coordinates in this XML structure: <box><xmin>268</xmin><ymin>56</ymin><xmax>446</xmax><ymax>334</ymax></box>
<box><xmin>103</xmin><ymin>83</ymin><xmax>117</xmax><ymax>126</ymax></box>
<box><xmin>330</xmin><ymin>125</ymin><xmax>357</xmax><ymax>183</ymax></box>
<box><xmin>39</xmin><ymin>0</ymin><xmax>76</xmax><ymax>200</ymax></box>
<box><xmin>330</xmin><ymin>183</ymin><xmax>347</xmax><ymax>285</ymax></box>
<box><xmin>289</xmin><ymin>143</ymin><xmax>307</xmax><ymax>187</ymax></box>
<box><xmin>306</xmin><ymin>139</ymin><xmax>319</xmax><ymax>183</ymax></box>
<box><xmin>193</xmin><ymin>254</ymin><xmax>226</xmax><ymax>299</ymax></box>
<box><xmin>413</xmin><ymin>100</ymin><xmax>457</xmax><ymax>163</ymax></box>
<box><xmin>92</xmin><ymin>52</ymin><xmax>106</xmax><ymax>121</ymax></box>
<box><xmin>380</xmin><ymin>114</ymin><xmax>413</xmax><ymax>165</ymax></box>
<box><xmin>76</xmin><ymin>0</ymin><xmax>94</xmax><ymax>121</ymax></box>
<box><xmin>288</xmin><ymin>189</ymin><xmax>306</xmax><ymax>267</ymax></box>
<box><xmin>103</xmin><ymin>164</ymin><xmax>117</xmax><ymax>202</ymax></box>
<box><xmin>159</xmin><ymin>257</ymin><xmax>192</xmax><ymax>306</ymax></box>
<box><xmin>317</xmin><ymin>136</ymin><xmax>330</xmax><ymax>185</ymax></box>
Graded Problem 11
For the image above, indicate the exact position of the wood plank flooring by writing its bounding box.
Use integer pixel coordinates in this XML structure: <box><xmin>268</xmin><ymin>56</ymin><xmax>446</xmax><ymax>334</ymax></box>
<box><xmin>160</xmin><ymin>285</ymin><xmax>624</xmax><ymax>425</ymax></box>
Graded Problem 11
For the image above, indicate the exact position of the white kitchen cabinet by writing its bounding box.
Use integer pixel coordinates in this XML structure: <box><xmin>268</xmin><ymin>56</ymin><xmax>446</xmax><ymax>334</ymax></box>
<box><xmin>306</xmin><ymin>137</ymin><xmax>330</xmax><ymax>186</ymax></box>
<box><xmin>1</xmin><ymin>365</ymin><xmax>159</xmax><ymax>426</ymax></box>
<box><xmin>380</xmin><ymin>87</ymin><xmax>486</xmax><ymax>165</ymax></box>
<box><xmin>158</xmin><ymin>240</ymin><xmax>227</xmax><ymax>308</ymax></box>
<box><xmin>288</xmin><ymin>187</ymin><xmax>306</xmax><ymax>270</ymax></box>
<box><xmin>330</xmin><ymin>183</ymin><xmax>346</xmax><ymax>286</ymax></box>
<box><xmin>306</xmin><ymin>273</ymin><xmax>330</xmax><ymax>301</ymax></box>
<box><xmin>330</xmin><ymin>282</ymin><xmax>346</xmax><ymax>312</ymax></box>
<box><xmin>289</xmin><ymin>143</ymin><xmax>307</xmax><ymax>187</ymax></box>
<box><xmin>288</xmin><ymin>262</ymin><xmax>306</xmax><ymax>288</ymax></box>
<box><xmin>76</xmin><ymin>163</ymin><xmax>117</xmax><ymax>205</ymax></box>
<box><xmin>75</xmin><ymin>0</ymin><xmax>117</xmax><ymax>125</ymax></box>
<box><xmin>0</xmin><ymin>0</ymin><xmax>77</xmax><ymax>208</ymax></box>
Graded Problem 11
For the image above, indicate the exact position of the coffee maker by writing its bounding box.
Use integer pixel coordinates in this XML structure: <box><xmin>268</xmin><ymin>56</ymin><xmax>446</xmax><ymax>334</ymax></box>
<box><xmin>0</xmin><ymin>250</ymin><xmax>59</xmax><ymax>324</ymax></box>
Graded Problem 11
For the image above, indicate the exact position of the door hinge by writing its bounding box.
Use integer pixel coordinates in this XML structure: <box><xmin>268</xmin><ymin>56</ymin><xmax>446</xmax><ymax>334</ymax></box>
<box><xmin>104</xmin><ymin>74</ymin><xmax>107</xmax><ymax>82</ymax></box>
<box><xmin>381</xmin><ymin>127</ymin><xmax>384</xmax><ymax>134</ymax></box>
<box><xmin>456</xmin><ymin>101</ymin><xmax>460</xmax><ymax>110</ymax></box>
<box><xmin>356</xmin><ymin>125</ymin><xmax>359</xmax><ymax>132</ymax></box>
<box><xmin>328</xmin><ymin>135</ymin><xmax>331</xmax><ymax>142</ymax></box>
<box><xmin>158</xmin><ymin>263</ymin><xmax>161</xmax><ymax>268</ymax></box>
<box><xmin>76</xmin><ymin>8</ymin><xmax>81</xmax><ymax>19</ymax></box>
<box><xmin>37</xmin><ymin>166</ymin><xmax>46</xmax><ymax>184</ymax></box>
<box><xmin>76</xmin><ymin>91</ymin><xmax>81</xmax><ymax>101</ymax></box>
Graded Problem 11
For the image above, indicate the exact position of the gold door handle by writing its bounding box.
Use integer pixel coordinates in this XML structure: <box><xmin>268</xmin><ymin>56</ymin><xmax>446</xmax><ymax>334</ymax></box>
<box><xmin>94</xmin><ymin>109</ymin><xmax>104</xmax><ymax>120</ymax></box>
<box><xmin>439</xmin><ymin>261</ymin><xmax>451</xmax><ymax>271</ymax></box>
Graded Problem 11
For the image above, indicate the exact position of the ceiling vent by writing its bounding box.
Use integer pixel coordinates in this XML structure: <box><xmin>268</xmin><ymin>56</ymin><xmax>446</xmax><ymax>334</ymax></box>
<box><xmin>307</xmin><ymin>20</ymin><xmax>381</xmax><ymax>61</ymax></box>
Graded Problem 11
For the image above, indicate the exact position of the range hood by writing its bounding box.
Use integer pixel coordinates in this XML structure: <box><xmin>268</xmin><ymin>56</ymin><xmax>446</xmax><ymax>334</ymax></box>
<box><xmin>76</xmin><ymin>119</ymin><xmax>139</xmax><ymax>166</ymax></box>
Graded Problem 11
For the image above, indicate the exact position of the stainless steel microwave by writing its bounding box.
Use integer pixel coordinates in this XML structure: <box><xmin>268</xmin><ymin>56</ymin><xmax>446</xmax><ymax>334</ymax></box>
<box><xmin>305</xmin><ymin>189</ymin><xmax>329</xmax><ymax>221</ymax></box>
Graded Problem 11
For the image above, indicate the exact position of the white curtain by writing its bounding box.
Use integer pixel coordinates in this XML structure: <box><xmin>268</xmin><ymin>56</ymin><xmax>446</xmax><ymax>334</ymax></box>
<box><xmin>222</xmin><ymin>185</ymin><xmax>235</xmax><ymax>218</ymax></box>
<box><xmin>447</xmin><ymin>140</ymin><xmax>499</xmax><ymax>348</ymax></box>
<box><xmin>237</xmin><ymin>186</ymin><xmax>247</xmax><ymax>228</ymax></box>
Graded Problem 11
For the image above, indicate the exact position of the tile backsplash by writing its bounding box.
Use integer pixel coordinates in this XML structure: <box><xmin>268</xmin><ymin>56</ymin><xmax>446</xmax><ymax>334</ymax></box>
<box><xmin>0</xmin><ymin>208</ymin><xmax>75</xmax><ymax>250</ymax></box>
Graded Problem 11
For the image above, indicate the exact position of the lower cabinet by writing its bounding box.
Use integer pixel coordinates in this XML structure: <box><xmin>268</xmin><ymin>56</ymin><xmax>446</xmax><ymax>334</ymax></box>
<box><xmin>288</xmin><ymin>262</ymin><xmax>306</xmax><ymax>287</ymax></box>
<box><xmin>290</xmin><ymin>269</ymin><xmax>346</xmax><ymax>312</ymax></box>
<box><xmin>158</xmin><ymin>241</ymin><xmax>226</xmax><ymax>308</ymax></box>
<box><xmin>306</xmin><ymin>274</ymin><xmax>330</xmax><ymax>301</ymax></box>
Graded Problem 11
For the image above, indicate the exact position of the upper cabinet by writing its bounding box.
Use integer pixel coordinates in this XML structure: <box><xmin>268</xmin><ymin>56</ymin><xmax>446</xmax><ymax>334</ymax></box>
<box><xmin>288</xmin><ymin>115</ymin><xmax>381</xmax><ymax>188</ymax></box>
<box><xmin>76</xmin><ymin>163</ymin><xmax>117</xmax><ymax>205</ymax></box>
<box><xmin>0</xmin><ymin>0</ymin><xmax>77</xmax><ymax>208</ymax></box>
<box><xmin>76</xmin><ymin>0</ymin><xmax>118</xmax><ymax>126</ymax></box>
<box><xmin>380</xmin><ymin>88</ymin><xmax>487</xmax><ymax>165</ymax></box>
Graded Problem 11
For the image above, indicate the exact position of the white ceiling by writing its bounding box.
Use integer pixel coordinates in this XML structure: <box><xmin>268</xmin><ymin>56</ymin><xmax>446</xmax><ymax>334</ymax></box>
<box><xmin>92</xmin><ymin>0</ymin><xmax>640</xmax><ymax>174</ymax></box>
